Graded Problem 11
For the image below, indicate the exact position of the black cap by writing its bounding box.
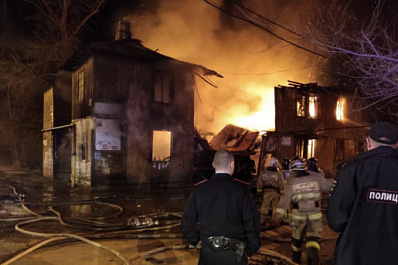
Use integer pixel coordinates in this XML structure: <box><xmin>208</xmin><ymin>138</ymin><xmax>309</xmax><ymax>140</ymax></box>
<box><xmin>369</xmin><ymin>122</ymin><xmax>398</xmax><ymax>144</ymax></box>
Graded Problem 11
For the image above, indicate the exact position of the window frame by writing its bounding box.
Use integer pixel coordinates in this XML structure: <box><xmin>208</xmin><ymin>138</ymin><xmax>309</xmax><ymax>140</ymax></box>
<box><xmin>152</xmin><ymin>130</ymin><xmax>172</xmax><ymax>162</ymax></box>
<box><xmin>154</xmin><ymin>73</ymin><xmax>173</xmax><ymax>104</ymax></box>
<box><xmin>295</xmin><ymin>137</ymin><xmax>316</xmax><ymax>159</ymax></box>
<box><xmin>77</xmin><ymin>70</ymin><xmax>85</xmax><ymax>103</ymax></box>
<box><xmin>295</xmin><ymin>92</ymin><xmax>321</xmax><ymax>119</ymax></box>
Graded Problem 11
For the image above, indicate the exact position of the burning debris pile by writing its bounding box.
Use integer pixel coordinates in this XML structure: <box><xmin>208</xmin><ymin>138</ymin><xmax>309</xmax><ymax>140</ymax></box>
<box><xmin>194</xmin><ymin>124</ymin><xmax>260</xmax><ymax>183</ymax></box>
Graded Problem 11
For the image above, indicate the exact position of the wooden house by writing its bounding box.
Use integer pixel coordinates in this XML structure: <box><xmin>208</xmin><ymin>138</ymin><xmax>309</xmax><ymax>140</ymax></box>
<box><xmin>43</xmin><ymin>23</ymin><xmax>221</xmax><ymax>187</ymax></box>
<box><xmin>259</xmin><ymin>81</ymin><xmax>370</xmax><ymax>177</ymax></box>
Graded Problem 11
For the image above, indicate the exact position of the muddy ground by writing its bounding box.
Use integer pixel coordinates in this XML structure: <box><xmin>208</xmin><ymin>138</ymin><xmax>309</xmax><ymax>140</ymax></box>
<box><xmin>0</xmin><ymin>168</ymin><xmax>338</xmax><ymax>265</ymax></box>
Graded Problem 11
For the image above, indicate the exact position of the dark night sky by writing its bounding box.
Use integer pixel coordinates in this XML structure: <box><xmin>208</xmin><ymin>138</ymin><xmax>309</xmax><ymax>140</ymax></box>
<box><xmin>2</xmin><ymin>0</ymin><xmax>398</xmax><ymax>132</ymax></box>
<box><xmin>2</xmin><ymin>0</ymin><xmax>398</xmax><ymax>44</ymax></box>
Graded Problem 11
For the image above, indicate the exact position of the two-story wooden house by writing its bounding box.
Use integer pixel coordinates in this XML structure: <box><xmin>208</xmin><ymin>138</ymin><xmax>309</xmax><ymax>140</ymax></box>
<box><xmin>259</xmin><ymin>81</ymin><xmax>370</xmax><ymax>177</ymax></box>
<box><xmin>43</xmin><ymin>22</ymin><xmax>221</xmax><ymax>187</ymax></box>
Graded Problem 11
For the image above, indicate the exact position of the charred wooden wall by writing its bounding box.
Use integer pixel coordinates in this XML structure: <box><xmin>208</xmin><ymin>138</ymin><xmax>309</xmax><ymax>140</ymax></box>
<box><xmin>125</xmin><ymin>62</ymin><xmax>195</xmax><ymax>185</ymax></box>
<box><xmin>274</xmin><ymin>84</ymin><xmax>368</xmax><ymax>177</ymax></box>
<box><xmin>69</xmin><ymin>55</ymin><xmax>195</xmax><ymax>186</ymax></box>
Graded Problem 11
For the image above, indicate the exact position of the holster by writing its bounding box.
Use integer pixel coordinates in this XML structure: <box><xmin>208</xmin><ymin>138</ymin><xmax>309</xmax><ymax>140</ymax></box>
<box><xmin>206</xmin><ymin>236</ymin><xmax>246</xmax><ymax>262</ymax></box>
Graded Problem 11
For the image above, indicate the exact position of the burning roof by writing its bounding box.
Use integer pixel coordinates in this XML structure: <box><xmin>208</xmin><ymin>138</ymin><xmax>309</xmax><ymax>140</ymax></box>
<box><xmin>209</xmin><ymin>124</ymin><xmax>259</xmax><ymax>153</ymax></box>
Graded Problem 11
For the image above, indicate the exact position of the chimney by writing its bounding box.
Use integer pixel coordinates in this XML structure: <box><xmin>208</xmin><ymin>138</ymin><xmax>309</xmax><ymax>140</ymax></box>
<box><xmin>115</xmin><ymin>19</ymin><xmax>132</xmax><ymax>41</ymax></box>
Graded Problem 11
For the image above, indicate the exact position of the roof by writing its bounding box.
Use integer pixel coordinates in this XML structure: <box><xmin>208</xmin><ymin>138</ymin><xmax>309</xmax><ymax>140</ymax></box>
<box><xmin>61</xmin><ymin>38</ymin><xmax>222</xmax><ymax>79</ymax></box>
<box><xmin>209</xmin><ymin>124</ymin><xmax>259</xmax><ymax>153</ymax></box>
<box><xmin>276</xmin><ymin>80</ymin><xmax>351</xmax><ymax>95</ymax></box>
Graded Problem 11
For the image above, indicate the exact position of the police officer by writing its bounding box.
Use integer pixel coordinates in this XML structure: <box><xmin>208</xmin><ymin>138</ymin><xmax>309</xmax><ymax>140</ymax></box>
<box><xmin>327</xmin><ymin>122</ymin><xmax>398</xmax><ymax>265</ymax></box>
<box><xmin>274</xmin><ymin>158</ymin><xmax>332</xmax><ymax>265</ymax></box>
<box><xmin>181</xmin><ymin>149</ymin><xmax>261</xmax><ymax>265</ymax></box>
<box><xmin>257</xmin><ymin>157</ymin><xmax>285</xmax><ymax>226</ymax></box>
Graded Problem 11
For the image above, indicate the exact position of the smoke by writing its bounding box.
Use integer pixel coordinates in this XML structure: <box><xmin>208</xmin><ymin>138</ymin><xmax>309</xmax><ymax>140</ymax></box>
<box><xmin>125</xmin><ymin>0</ymin><xmax>321</xmax><ymax>133</ymax></box>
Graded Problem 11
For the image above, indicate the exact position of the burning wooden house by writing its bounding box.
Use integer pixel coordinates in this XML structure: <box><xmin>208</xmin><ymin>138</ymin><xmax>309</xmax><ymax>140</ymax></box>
<box><xmin>43</xmin><ymin>21</ymin><xmax>221</xmax><ymax>187</ymax></box>
<box><xmin>259</xmin><ymin>81</ymin><xmax>371</xmax><ymax>177</ymax></box>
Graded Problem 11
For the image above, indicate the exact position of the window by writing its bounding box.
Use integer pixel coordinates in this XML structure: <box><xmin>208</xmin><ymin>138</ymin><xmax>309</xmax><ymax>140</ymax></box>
<box><xmin>154</xmin><ymin>73</ymin><xmax>172</xmax><ymax>103</ymax></box>
<box><xmin>296</xmin><ymin>93</ymin><xmax>320</xmax><ymax>118</ymax></box>
<box><xmin>336</xmin><ymin>99</ymin><xmax>344</xmax><ymax>121</ymax></box>
<box><xmin>152</xmin><ymin>130</ymin><xmax>171</xmax><ymax>161</ymax></box>
<box><xmin>307</xmin><ymin>139</ymin><xmax>316</xmax><ymax>158</ymax></box>
<box><xmin>78</xmin><ymin>70</ymin><xmax>85</xmax><ymax>102</ymax></box>
<box><xmin>296</xmin><ymin>138</ymin><xmax>316</xmax><ymax>159</ymax></box>
<box><xmin>335</xmin><ymin>139</ymin><xmax>344</xmax><ymax>162</ymax></box>
<box><xmin>296</xmin><ymin>95</ymin><xmax>306</xmax><ymax>117</ymax></box>
<box><xmin>308</xmin><ymin>96</ymin><xmax>319</xmax><ymax>118</ymax></box>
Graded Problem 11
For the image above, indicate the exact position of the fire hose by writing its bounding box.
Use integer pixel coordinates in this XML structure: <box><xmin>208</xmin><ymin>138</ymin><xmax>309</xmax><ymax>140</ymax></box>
<box><xmin>0</xmin><ymin>185</ymin><xmax>314</xmax><ymax>265</ymax></box>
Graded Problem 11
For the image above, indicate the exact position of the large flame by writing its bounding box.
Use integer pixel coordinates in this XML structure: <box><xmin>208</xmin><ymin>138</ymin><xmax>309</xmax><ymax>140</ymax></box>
<box><xmin>231</xmin><ymin>85</ymin><xmax>275</xmax><ymax>132</ymax></box>
<box><xmin>126</xmin><ymin>0</ymin><xmax>318</xmax><ymax>134</ymax></box>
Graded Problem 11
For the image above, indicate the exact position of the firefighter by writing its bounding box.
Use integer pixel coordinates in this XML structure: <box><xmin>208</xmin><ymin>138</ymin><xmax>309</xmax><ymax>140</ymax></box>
<box><xmin>281</xmin><ymin>158</ymin><xmax>292</xmax><ymax>181</ymax></box>
<box><xmin>307</xmin><ymin>157</ymin><xmax>325</xmax><ymax>177</ymax></box>
<box><xmin>273</xmin><ymin>158</ymin><xmax>332</xmax><ymax>265</ymax></box>
<box><xmin>257</xmin><ymin>157</ymin><xmax>285</xmax><ymax>226</ymax></box>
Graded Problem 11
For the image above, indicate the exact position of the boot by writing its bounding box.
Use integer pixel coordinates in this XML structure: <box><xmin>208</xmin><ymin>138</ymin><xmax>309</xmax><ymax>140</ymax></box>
<box><xmin>306</xmin><ymin>247</ymin><xmax>320</xmax><ymax>265</ymax></box>
<box><xmin>292</xmin><ymin>250</ymin><xmax>302</xmax><ymax>264</ymax></box>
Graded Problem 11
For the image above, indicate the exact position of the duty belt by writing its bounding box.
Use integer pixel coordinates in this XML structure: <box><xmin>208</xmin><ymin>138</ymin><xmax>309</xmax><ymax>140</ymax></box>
<box><xmin>207</xmin><ymin>236</ymin><xmax>232</xmax><ymax>249</ymax></box>
<box><xmin>205</xmin><ymin>236</ymin><xmax>246</xmax><ymax>262</ymax></box>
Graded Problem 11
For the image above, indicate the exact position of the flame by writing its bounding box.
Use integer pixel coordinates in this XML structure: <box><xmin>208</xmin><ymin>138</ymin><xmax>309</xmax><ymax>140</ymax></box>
<box><xmin>231</xmin><ymin>85</ymin><xmax>275</xmax><ymax>132</ymax></box>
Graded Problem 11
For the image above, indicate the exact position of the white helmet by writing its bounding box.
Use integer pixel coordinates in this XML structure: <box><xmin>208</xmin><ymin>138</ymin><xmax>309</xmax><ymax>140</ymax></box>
<box><xmin>268</xmin><ymin>157</ymin><xmax>278</xmax><ymax>168</ymax></box>
<box><xmin>290</xmin><ymin>158</ymin><xmax>307</xmax><ymax>171</ymax></box>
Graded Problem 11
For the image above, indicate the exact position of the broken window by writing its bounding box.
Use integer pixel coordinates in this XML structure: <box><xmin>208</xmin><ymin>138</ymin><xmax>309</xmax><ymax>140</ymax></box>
<box><xmin>152</xmin><ymin>130</ymin><xmax>171</xmax><ymax>161</ymax></box>
<box><xmin>78</xmin><ymin>70</ymin><xmax>85</xmax><ymax>103</ymax></box>
<box><xmin>336</xmin><ymin>99</ymin><xmax>344</xmax><ymax>121</ymax></box>
<box><xmin>154</xmin><ymin>73</ymin><xmax>172</xmax><ymax>103</ymax></box>
<box><xmin>296</xmin><ymin>93</ymin><xmax>320</xmax><ymax>118</ymax></box>
<box><xmin>296</xmin><ymin>94</ymin><xmax>306</xmax><ymax>117</ymax></box>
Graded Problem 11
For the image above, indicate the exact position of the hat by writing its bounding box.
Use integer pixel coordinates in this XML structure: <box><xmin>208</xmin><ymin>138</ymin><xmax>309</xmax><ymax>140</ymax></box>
<box><xmin>369</xmin><ymin>122</ymin><xmax>398</xmax><ymax>144</ymax></box>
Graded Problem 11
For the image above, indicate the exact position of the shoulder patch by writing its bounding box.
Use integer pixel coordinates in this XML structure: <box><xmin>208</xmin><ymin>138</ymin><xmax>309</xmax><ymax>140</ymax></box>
<box><xmin>194</xmin><ymin>179</ymin><xmax>208</xmax><ymax>186</ymax></box>
<box><xmin>329</xmin><ymin>180</ymin><xmax>337</xmax><ymax>196</ymax></box>
<box><xmin>234</xmin><ymin>178</ymin><xmax>250</xmax><ymax>185</ymax></box>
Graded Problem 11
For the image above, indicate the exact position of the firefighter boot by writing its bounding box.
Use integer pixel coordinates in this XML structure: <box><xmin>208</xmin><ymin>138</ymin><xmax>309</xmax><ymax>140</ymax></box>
<box><xmin>292</xmin><ymin>237</ymin><xmax>303</xmax><ymax>264</ymax></box>
<box><xmin>292</xmin><ymin>250</ymin><xmax>302</xmax><ymax>264</ymax></box>
<box><xmin>306</xmin><ymin>238</ymin><xmax>320</xmax><ymax>265</ymax></box>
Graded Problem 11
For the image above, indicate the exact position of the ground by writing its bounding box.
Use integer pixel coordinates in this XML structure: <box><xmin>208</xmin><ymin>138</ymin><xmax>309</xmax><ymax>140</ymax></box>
<box><xmin>0</xmin><ymin>168</ymin><xmax>337</xmax><ymax>265</ymax></box>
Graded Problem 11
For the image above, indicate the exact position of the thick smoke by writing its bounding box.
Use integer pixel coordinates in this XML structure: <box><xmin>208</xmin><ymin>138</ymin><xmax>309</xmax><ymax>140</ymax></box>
<box><xmin>126</xmin><ymin>0</ymin><xmax>321</xmax><ymax>133</ymax></box>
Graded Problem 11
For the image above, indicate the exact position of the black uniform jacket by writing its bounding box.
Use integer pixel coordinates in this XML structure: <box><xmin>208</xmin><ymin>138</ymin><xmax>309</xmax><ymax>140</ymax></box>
<box><xmin>181</xmin><ymin>173</ymin><xmax>261</xmax><ymax>257</ymax></box>
<box><xmin>326</xmin><ymin>146</ymin><xmax>398</xmax><ymax>265</ymax></box>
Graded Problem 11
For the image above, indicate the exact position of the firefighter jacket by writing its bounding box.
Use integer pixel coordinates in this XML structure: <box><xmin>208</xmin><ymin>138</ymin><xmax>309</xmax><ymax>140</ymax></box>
<box><xmin>181</xmin><ymin>173</ymin><xmax>261</xmax><ymax>262</ymax></box>
<box><xmin>326</xmin><ymin>146</ymin><xmax>398</xmax><ymax>265</ymax></box>
<box><xmin>275</xmin><ymin>172</ymin><xmax>332</xmax><ymax>219</ymax></box>
<box><xmin>256</xmin><ymin>167</ymin><xmax>285</xmax><ymax>194</ymax></box>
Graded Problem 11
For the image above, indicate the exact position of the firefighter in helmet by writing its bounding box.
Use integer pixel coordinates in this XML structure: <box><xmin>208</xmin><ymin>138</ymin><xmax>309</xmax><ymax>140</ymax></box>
<box><xmin>273</xmin><ymin>158</ymin><xmax>332</xmax><ymax>265</ymax></box>
<box><xmin>281</xmin><ymin>158</ymin><xmax>292</xmax><ymax>181</ymax></box>
<box><xmin>257</xmin><ymin>157</ymin><xmax>285</xmax><ymax>226</ymax></box>
<box><xmin>307</xmin><ymin>157</ymin><xmax>325</xmax><ymax>177</ymax></box>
